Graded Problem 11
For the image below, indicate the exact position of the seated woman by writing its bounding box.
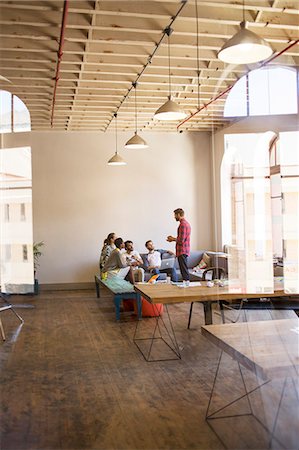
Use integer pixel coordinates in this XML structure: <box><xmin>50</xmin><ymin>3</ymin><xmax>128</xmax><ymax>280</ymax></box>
<box><xmin>102</xmin><ymin>237</ymin><xmax>134</xmax><ymax>283</ymax></box>
<box><xmin>99</xmin><ymin>232</ymin><xmax>116</xmax><ymax>274</ymax></box>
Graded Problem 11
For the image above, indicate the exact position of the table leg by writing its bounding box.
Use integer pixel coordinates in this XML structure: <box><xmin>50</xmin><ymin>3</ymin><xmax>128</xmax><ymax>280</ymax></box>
<box><xmin>95</xmin><ymin>276</ymin><xmax>100</xmax><ymax>298</ymax></box>
<box><xmin>203</xmin><ymin>302</ymin><xmax>213</xmax><ymax>325</ymax></box>
<box><xmin>136</xmin><ymin>293</ymin><xmax>142</xmax><ymax>319</ymax></box>
<box><xmin>114</xmin><ymin>294</ymin><xmax>121</xmax><ymax>321</ymax></box>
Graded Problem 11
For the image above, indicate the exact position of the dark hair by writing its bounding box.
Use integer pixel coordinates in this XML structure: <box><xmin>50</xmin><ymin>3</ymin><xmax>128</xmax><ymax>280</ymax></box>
<box><xmin>114</xmin><ymin>237</ymin><xmax>123</xmax><ymax>249</ymax></box>
<box><xmin>174</xmin><ymin>208</ymin><xmax>184</xmax><ymax>216</ymax></box>
<box><xmin>124</xmin><ymin>240</ymin><xmax>133</xmax><ymax>248</ymax></box>
<box><xmin>104</xmin><ymin>232</ymin><xmax>115</xmax><ymax>245</ymax></box>
<box><xmin>145</xmin><ymin>240</ymin><xmax>152</xmax><ymax>248</ymax></box>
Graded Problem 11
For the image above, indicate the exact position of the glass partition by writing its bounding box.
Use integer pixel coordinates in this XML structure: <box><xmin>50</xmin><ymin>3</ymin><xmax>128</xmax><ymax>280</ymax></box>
<box><xmin>0</xmin><ymin>147</ymin><xmax>34</xmax><ymax>293</ymax></box>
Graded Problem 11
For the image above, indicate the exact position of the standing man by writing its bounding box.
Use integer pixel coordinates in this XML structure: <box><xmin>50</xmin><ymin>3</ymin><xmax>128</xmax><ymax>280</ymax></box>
<box><xmin>167</xmin><ymin>208</ymin><xmax>191</xmax><ymax>285</ymax></box>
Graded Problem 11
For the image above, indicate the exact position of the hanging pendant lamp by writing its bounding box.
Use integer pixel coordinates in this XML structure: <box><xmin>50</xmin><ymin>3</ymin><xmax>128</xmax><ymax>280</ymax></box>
<box><xmin>154</xmin><ymin>27</ymin><xmax>187</xmax><ymax>121</ymax></box>
<box><xmin>108</xmin><ymin>113</ymin><xmax>126</xmax><ymax>166</ymax></box>
<box><xmin>125</xmin><ymin>82</ymin><xmax>148</xmax><ymax>149</ymax></box>
<box><xmin>218</xmin><ymin>1</ymin><xmax>272</xmax><ymax>65</ymax></box>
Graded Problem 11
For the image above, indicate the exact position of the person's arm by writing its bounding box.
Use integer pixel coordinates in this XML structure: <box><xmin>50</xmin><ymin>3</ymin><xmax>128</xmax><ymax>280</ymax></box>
<box><xmin>167</xmin><ymin>235</ymin><xmax>176</xmax><ymax>242</ymax></box>
<box><xmin>160</xmin><ymin>248</ymin><xmax>175</xmax><ymax>257</ymax></box>
<box><xmin>176</xmin><ymin>222</ymin><xmax>188</xmax><ymax>246</ymax></box>
<box><xmin>117</xmin><ymin>251</ymin><xmax>128</xmax><ymax>268</ymax></box>
<box><xmin>143</xmin><ymin>254</ymin><xmax>149</xmax><ymax>270</ymax></box>
<box><xmin>132</xmin><ymin>251</ymin><xmax>143</xmax><ymax>266</ymax></box>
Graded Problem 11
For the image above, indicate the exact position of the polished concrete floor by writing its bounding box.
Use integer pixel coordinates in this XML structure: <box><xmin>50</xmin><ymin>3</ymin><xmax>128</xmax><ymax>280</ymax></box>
<box><xmin>0</xmin><ymin>289</ymin><xmax>298</xmax><ymax>450</ymax></box>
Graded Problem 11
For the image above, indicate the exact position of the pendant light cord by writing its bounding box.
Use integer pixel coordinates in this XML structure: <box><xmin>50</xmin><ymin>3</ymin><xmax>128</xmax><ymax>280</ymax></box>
<box><xmin>167</xmin><ymin>33</ymin><xmax>171</xmax><ymax>98</ymax></box>
<box><xmin>195</xmin><ymin>0</ymin><xmax>200</xmax><ymax>110</ymax></box>
<box><xmin>134</xmin><ymin>83</ymin><xmax>138</xmax><ymax>133</ymax></box>
<box><xmin>114</xmin><ymin>113</ymin><xmax>118</xmax><ymax>154</ymax></box>
<box><xmin>242</xmin><ymin>0</ymin><xmax>245</xmax><ymax>23</ymax></box>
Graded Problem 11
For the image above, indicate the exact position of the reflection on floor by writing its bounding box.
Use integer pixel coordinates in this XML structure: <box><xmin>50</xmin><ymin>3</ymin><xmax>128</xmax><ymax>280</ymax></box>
<box><xmin>0</xmin><ymin>289</ymin><xmax>298</xmax><ymax>450</ymax></box>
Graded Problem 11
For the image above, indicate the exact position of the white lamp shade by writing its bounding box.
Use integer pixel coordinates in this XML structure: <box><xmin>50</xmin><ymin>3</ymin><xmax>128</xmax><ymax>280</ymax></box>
<box><xmin>125</xmin><ymin>132</ymin><xmax>148</xmax><ymax>149</ymax></box>
<box><xmin>154</xmin><ymin>98</ymin><xmax>187</xmax><ymax>121</ymax></box>
<box><xmin>218</xmin><ymin>23</ymin><xmax>273</xmax><ymax>64</ymax></box>
<box><xmin>107</xmin><ymin>152</ymin><xmax>126</xmax><ymax>166</ymax></box>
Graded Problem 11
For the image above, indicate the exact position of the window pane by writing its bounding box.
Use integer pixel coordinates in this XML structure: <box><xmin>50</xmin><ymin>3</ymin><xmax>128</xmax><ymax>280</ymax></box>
<box><xmin>13</xmin><ymin>95</ymin><xmax>31</xmax><ymax>132</ymax></box>
<box><xmin>280</xmin><ymin>131</ymin><xmax>299</xmax><ymax>293</ymax></box>
<box><xmin>223</xmin><ymin>76</ymin><xmax>247</xmax><ymax>117</ymax></box>
<box><xmin>0</xmin><ymin>90</ymin><xmax>12</xmax><ymax>133</ymax></box>
<box><xmin>269</xmin><ymin>68</ymin><xmax>298</xmax><ymax>115</ymax></box>
<box><xmin>248</xmin><ymin>69</ymin><xmax>270</xmax><ymax>116</ymax></box>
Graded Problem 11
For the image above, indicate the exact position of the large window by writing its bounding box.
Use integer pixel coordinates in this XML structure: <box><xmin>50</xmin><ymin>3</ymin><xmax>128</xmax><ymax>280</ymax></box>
<box><xmin>0</xmin><ymin>147</ymin><xmax>34</xmax><ymax>293</ymax></box>
<box><xmin>224</xmin><ymin>67</ymin><xmax>298</xmax><ymax>118</ymax></box>
<box><xmin>0</xmin><ymin>89</ymin><xmax>33</xmax><ymax>293</ymax></box>
<box><xmin>221</xmin><ymin>131</ymin><xmax>299</xmax><ymax>294</ymax></box>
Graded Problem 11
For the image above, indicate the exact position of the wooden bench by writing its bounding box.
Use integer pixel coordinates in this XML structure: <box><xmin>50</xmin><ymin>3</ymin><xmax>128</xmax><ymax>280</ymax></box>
<box><xmin>95</xmin><ymin>275</ymin><xmax>142</xmax><ymax>321</ymax></box>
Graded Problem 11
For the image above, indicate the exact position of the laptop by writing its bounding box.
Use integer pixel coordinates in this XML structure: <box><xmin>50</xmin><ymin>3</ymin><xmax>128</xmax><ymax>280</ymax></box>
<box><xmin>160</xmin><ymin>258</ymin><xmax>176</xmax><ymax>270</ymax></box>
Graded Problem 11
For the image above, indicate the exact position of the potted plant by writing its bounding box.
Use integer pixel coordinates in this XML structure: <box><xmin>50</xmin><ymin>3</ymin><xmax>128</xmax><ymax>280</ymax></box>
<box><xmin>33</xmin><ymin>241</ymin><xmax>44</xmax><ymax>294</ymax></box>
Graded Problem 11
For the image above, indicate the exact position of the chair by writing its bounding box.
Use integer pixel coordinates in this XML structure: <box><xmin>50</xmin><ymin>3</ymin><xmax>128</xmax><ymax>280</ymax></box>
<box><xmin>187</xmin><ymin>266</ymin><xmax>227</xmax><ymax>329</ymax></box>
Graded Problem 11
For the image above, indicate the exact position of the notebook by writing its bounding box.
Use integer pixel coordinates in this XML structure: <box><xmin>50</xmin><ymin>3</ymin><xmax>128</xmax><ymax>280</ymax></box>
<box><xmin>160</xmin><ymin>258</ymin><xmax>176</xmax><ymax>270</ymax></box>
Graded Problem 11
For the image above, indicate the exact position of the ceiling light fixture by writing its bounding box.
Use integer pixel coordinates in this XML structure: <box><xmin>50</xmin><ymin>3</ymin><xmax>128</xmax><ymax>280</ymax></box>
<box><xmin>125</xmin><ymin>82</ymin><xmax>148</xmax><ymax>149</ymax></box>
<box><xmin>218</xmin><ymin>0</ymin><xmax>272</xmax><ymax>65</ymax></box>
<box><xmin>108</xmin><ymin>113</ymin><xmax>126</xmax><ymax>166</ymax></box>
<box><xmin>154</xmin><ymin>27</ymin><xmax>187</xmax><ymax>121</ymax></box>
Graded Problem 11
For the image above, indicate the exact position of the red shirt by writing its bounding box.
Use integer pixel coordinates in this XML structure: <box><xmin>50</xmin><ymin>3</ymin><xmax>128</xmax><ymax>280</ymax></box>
<box><xmin>176</xmin><ymin>218</ymin><xmax>191</xmax><ymax>256</ymax></box>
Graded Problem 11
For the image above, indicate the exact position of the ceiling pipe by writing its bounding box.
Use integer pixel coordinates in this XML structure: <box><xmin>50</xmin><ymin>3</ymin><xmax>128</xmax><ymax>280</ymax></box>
<box><xmin>177</xmin><ymin>39</ymin><xmax>299</xmax><ymax>130</ymax></box>
<box><xmin>104</xmin><ymin>0</ymin><xmax>188</xmax><ymax>132</ymax></box>
<box><xmin>51</xmin><ymin>0</ymin><xmax>69</xmax><ymax>128</ymax></box>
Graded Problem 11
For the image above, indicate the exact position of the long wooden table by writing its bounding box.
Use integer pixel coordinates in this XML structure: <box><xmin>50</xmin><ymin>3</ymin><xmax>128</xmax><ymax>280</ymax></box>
<box><xmin>202</xmin><ymin>318</ymin><xmax>299</xmax><ymax>379</ymax></box>
<box><xmin>134</xmin><ymin>282</ymin><xmax>296</xmax><ymax>325</ymax></box>
<box><xmin>201</xmin><ymin>318</ymin><xmax>299</xmax><ymax>448</ymax></box>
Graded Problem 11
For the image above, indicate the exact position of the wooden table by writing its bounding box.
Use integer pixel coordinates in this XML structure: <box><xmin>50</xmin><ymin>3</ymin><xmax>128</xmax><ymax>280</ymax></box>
<box><xmin>202</xmin><ymin>318</ymin><xmax>299</xmax><ymax>380</ymax></box>
<box><xmin>134</xmin><ymin>282</ymin><xmax>296</xmax><ymax>325</ymax></box>
<box><xmin>201</xmin><ymin>318</ymin><xmax>299</xmax><ymax>448</ymax></box>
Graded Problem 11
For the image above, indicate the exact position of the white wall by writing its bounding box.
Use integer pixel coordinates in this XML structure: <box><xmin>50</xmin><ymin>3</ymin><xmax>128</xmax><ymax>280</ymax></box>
<box><xmin>3</xmin><ymin>130</ymin><xmax>212</xmax><ymax>284</ymax></box>
<box><xmin>211</xmin><ymin>114</ymin><xmax>299</xmax><ymax>251</ymax></box>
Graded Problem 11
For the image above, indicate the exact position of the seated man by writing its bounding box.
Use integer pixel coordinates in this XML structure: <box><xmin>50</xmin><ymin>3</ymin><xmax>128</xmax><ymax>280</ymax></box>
<box><xmin>102</xmin><ymin>237</ymin><xmax>133</xmax><ymax>283</ymax></box>
<box><xmin>122</xmin><ymin>240</ymin><xmax>145</xmax><ymax>282</ymax></box>
<box><xmin>144</xmin><ymin>240</ymin><xmax>178</xmax><ymax>282</ymax></box>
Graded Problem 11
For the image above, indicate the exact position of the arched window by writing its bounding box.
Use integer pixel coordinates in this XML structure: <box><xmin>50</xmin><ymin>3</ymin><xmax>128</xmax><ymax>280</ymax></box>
<box><xmin>0</xmin><ymin>90</ymin><xmax>33</xmax><ymax>294</ymax></box>
<box><xmin>0</xmin><ymin>90</ymin><xmax>31</xmax><ymax>133</ymax></box>
<box><xmin>224</xmin><ymin>67</ymin><xmax>298</xmax><ymax>118</ymax></box>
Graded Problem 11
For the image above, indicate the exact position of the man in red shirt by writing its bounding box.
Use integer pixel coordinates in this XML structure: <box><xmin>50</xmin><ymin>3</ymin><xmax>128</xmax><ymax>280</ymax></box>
<box><xmin>167</xmin><ymin>208</ymin><xmax>191</xmax><ymax>284</ymax></box>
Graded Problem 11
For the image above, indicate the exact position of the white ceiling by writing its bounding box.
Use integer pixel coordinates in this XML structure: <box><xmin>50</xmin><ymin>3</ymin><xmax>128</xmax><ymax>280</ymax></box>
<box><xmin>0</xmin><ymin>0</ymin><xmax>298</xmax><ymax>132</ymax></box>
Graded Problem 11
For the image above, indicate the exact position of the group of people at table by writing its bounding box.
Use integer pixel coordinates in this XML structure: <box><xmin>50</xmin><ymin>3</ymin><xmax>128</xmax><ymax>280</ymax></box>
<box><xmin>99</xmin><ymin>208</ymin><xmax>191</xmax><ymax>285</ymax></box>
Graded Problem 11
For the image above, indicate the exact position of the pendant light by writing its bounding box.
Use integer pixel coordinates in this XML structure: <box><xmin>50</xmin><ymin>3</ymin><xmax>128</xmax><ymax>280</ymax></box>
<box><xmin>218</xmin><ymin>1</ymin><xmax>272</xmax><ymax>65</ymax></box>
<box><xmin>108</xmin><ymin>113</ymin><xmax>126</xmax><ymax>166</ymax></box>
<box><xmin>154</xmin><ymin>27</ymin><xmax>187</xmax><ymax>121</ymax></box>
<box><xmin>125</xmin><ymin>82</ymin><xmax>148</xmax><ymax>149</ymax></box>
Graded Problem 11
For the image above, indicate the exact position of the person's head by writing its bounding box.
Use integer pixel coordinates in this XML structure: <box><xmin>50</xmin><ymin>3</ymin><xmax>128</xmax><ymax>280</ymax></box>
<box><xmin>145</xmin><ymin>240</ymin><xmax>154</xmax><ymax>251</ymax></box>
<box><xmin>174</xmin><ymin>208</ymin><xmax>185</xmax><ymax>221</ymax></box>
<box><xmin>106</xmin><ymin>232</ymin><xmax>116</xmax><ymax>245</ymax></box>
<box><xmin>125</xmin><ymin>240</ymin><xmax>134</xmax><ymax>252</ymax></box>
<box><xmin>115</xmin><ymin>237</ymin><xmax>124</xmax><ymax>249</ymax></box>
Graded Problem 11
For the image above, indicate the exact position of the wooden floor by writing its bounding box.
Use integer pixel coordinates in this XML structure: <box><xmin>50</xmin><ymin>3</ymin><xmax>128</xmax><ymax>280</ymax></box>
<box><xmin>0</xmin><ymin>289</ymin><xmax>298</xmax><ymax>450</ymax></box>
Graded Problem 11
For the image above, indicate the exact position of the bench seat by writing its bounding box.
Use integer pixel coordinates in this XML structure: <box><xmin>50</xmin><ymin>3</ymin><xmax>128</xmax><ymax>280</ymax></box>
<box><xmin>95</xmin><ymin>275</ymin><xmax>142</xmax><ymax>321</ymax></box>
